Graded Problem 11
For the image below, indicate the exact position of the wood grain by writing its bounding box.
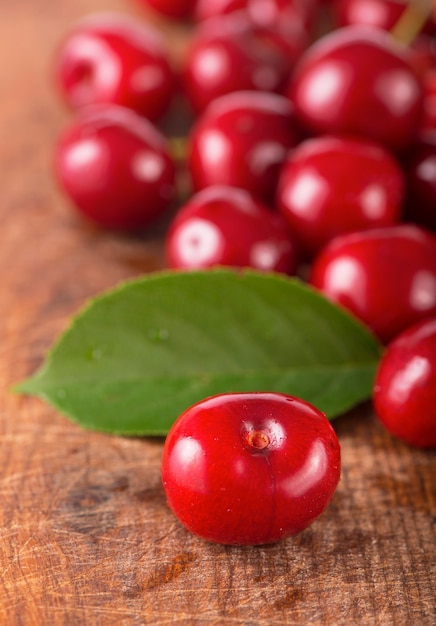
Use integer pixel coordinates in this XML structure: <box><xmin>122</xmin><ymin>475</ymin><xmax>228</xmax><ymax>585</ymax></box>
<box><xmin>0</xmin><ymin>1</ymin><xmax>435</xmax><ymax>624</ymax></box>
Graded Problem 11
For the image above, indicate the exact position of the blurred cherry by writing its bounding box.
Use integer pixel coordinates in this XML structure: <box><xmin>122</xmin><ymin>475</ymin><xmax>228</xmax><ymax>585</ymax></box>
<box><xmin>183</xmin><ymin>12</ymin><xmax>292</xmax><ymax>113</ymax></box>
<box><xmin>289</xmin><ymin>26</ymin><xmax>425</xmax><ymax>152</ymax></box>
<box><xmin>54</xmin><ymin>13</ymin><xmax>176</xmax><ymax>123</ymax></box>
<box><xmin>188</xmin><ymin>90</ymin><xmax>298</xmax><ymax>203</ymax></box>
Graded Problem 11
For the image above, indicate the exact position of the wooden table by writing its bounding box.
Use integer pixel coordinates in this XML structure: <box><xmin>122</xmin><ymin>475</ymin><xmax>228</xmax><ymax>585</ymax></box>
<box><xmin>1</xmin><ymin>1</ymin><xmax>435</xmax><ymax>624</ymax></box>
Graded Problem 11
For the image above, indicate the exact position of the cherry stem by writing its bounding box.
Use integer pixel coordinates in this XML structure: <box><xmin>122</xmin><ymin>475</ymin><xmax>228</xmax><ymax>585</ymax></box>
<box><xmin>246</xmin><ymin>430</ymin><xmax>270</xmax><ymax>450</ymax></box>
<box><xmin>169</xmin><ymin>136</ymin><xmax>191</xmax><ymax>202</ymax></box>
<box><xmin>170</xmin><ymin>136</ymin><xmax>188</xmax><ymax>163</ymax></box>
<box><xmin>390</xmin><ymin>0</ymin><xmax>433</xmax><ymax>46</ymax></box>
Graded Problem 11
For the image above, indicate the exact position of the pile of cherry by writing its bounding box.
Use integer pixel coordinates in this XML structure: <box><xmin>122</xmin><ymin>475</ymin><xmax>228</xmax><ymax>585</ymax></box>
<box><xmin>53</xmin><ymin>0</ymin><xmax>435</xmax><ymax>450</ymax></box>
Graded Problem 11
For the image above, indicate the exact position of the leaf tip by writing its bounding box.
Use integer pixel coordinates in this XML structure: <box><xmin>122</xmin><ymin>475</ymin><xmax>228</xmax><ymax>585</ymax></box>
<box><xmin>10</xmin><ymin>371</ymin><xmax>44</xmax><ymax>396</ymax></box>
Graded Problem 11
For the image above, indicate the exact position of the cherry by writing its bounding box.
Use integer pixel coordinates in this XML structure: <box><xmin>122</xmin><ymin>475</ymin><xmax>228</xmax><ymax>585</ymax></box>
<box><xmin>333</xmin><ymin>0</ymin><xmax>435</xmax><ymax>35</ymax></box>
<box><xmin>289</xmin><ymin>25</ymin><xmax>424</xmax><ymax>152</ymax></box>
<box><xmin>408</xmin><ymin>34</ymin><xmax>436</xmax><ymax>79</ymax></box>
<box><xmin>195</xmin><ymin>0</ymin><xmax>318</xmax><ymax>30</ymax></box>
<box><xmin>166</xmin><ymin>185</ymin><xmax>298</xmax><ymax>273</ymax></box>
<box><xmin>135</xmin><ymin>0</ymin><xmax>194</xmax><ymax>20</ymax></box>
<box><xmin>403</xmin><ymin>133</ymin><xmax>436</xmax><ymax>232</ymax></box>
<box><xmin>194</xmin><ymin>0</ymin><xmax>313</xmax><ymax>59</ymax></box>
<box><xmin>420</xmin><ymin>68</ymin><xmax>436</xmax><ymax>133</ymax></box>
<box><xmin>276</xmin><ymin>134</ymin><xmax>404</xmax><ymax>258</ymax></box>
<box><xmin>373</xmin><ymin>317</ymin><xmax>436</xmax><ymax>448</ymax></box>
<box><xmin>195</xmin><ymin>0</ymin><xmax>249</xmax><ymax>20</ymax></box>
<box><xmin>188</xmin><ymin>90</ymin><xmax>298</xmax><ymax>204</ymax></box>
<box><xmin>54</xmin><ymin>104</ymin><xmax>176</xmax><ymax>231</ymax></box>
<box><xmin>161</xmin><ymin>392</ymin><xmax>341</xmax><ymax>545</ymax></box>
<box><xmin>182</xmin><ymin>12</ymin><xmax>291</xmax><ymax>114</ymax></box>
<box><xmin>309</xmin><ymin>224</ymin><xmax>436</xmax><ymax>344</ymax></box>
<box><xmin>406</xmin><ymin>37</ymin><xmax>436</xmax><ymax>134</ymax></box>
<box><xmin>54</xmin><ymin>13</ymin><xmax>175</xmax><ymax>123</ymax></box>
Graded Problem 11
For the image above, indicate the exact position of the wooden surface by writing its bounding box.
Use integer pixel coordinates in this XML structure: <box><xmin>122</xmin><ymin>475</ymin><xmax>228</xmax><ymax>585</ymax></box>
<box><xmin>1</xmin><ymin>1</ymin><xmax>435</xmax><ymax>624</ymax></box>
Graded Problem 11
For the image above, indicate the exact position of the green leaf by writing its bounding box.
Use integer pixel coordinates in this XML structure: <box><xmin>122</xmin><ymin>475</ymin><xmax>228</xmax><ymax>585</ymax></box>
<box><xmin>15</xmin><ymin>269</ymin><xmax>382</xmax><ymax>435</ymax></box>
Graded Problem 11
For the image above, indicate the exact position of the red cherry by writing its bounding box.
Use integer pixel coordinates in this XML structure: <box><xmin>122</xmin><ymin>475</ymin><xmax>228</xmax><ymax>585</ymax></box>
<box><xmin>420</xmin><ymin>68</ymin><xmax>436</xmax><ymax>133</ymax></box>
<box><xmin>289</xmin><ymin>26</ymin><xmax>424</xmax><ymax>152</ymax></box>
<box><xmin>135</xmin><ymin>0</ymin><xmax>194</xmax><ymax>20</ymax></box>
<box><xmin>408</xmin><ymin>35</ymin><xmax>436</xmax><ymax>80</ymax></box>
<box><xmin>161</xmin><ymin>392</ymin><xmax>341</xmax><ymax>545</ymax></box>
<box><xmin>188</xmin><ymin>90</ymin><xmax>298</xmax><ymax>203</ymax></box>
<box><xmin>182</xmin><ymin>12</ymin><xmax>291</xmax><ymax>114</ymax></box>
<box><xmin>54</xmin><ymin>105</ymin><xmax>176</xmax><ymax>231</ymax></box>
<box><xmin>407</xmin><ymin>36</ymin><xmax>436</xmax><ymax>135</ymax></box>
<box><xmin>195</xmin><ymin>0</ymin><xmax>318</xmax><ymax>29</ymax></box>
<box><xmin>403</xmin><ymin>132</ymin><xmax>436</xmax><ymax>232</ymax></box>
<box><xmin>333</xmin><ymin>0</ymin><xmax>435</xmax><ymax>35</ymax></box>
<box><xmin>373</xmin><ymin>317</ymin><xmax>436</xmax><ymax>448</ymax></box>
<box><xmin>195</xmin><ymin>0</ymin><xmax>248</xmax><ymax>20</ymax></box>
<box><xmin>166</xmin><ymin>185</ymin><xmax>298</xmax><ymax>273</ymax></box>
<box><xmin>309</xmin><ymin>224</ymin><xmax>436</xmax><ymax>343</ymax></box>
<box><xmin>54</xmin><ymin>13</ymin><xmax>175</xmax><ymax>123</ymax></box>
<box><xmin>194</xmin><ymin>0</ymin><xmax>312</xmax><ymax>58</ymax></box>
<box><xmin>276</xmin><ymin>134</ymin><xmax>404</xmax><ymax>258</ymax></box>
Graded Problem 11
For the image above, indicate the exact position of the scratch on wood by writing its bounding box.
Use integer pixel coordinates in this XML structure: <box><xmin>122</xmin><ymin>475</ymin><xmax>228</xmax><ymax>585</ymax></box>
<box><xmin>144</xmin><ymin>552</ymin><xmax>196</xmax><ymax>590</ymax></box>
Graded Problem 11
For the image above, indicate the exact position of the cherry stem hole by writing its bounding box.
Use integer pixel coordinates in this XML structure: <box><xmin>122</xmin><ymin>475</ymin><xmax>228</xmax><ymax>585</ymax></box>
<box><xmin>246</xmin><ymin>430</ymin><xmax>270</xmax><ymax>450</ymax></box>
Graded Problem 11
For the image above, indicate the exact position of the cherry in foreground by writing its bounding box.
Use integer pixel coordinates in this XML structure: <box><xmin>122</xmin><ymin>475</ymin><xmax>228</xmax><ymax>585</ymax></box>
<box><xmin>161</xmin><ymin>392</ymin><xmax>341</xmax><ymax>545</ymax></box>
<box><xmin>373</xmin><ymin>318</ymin><xmax>436</xmax><ymax>449</ymax></box>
